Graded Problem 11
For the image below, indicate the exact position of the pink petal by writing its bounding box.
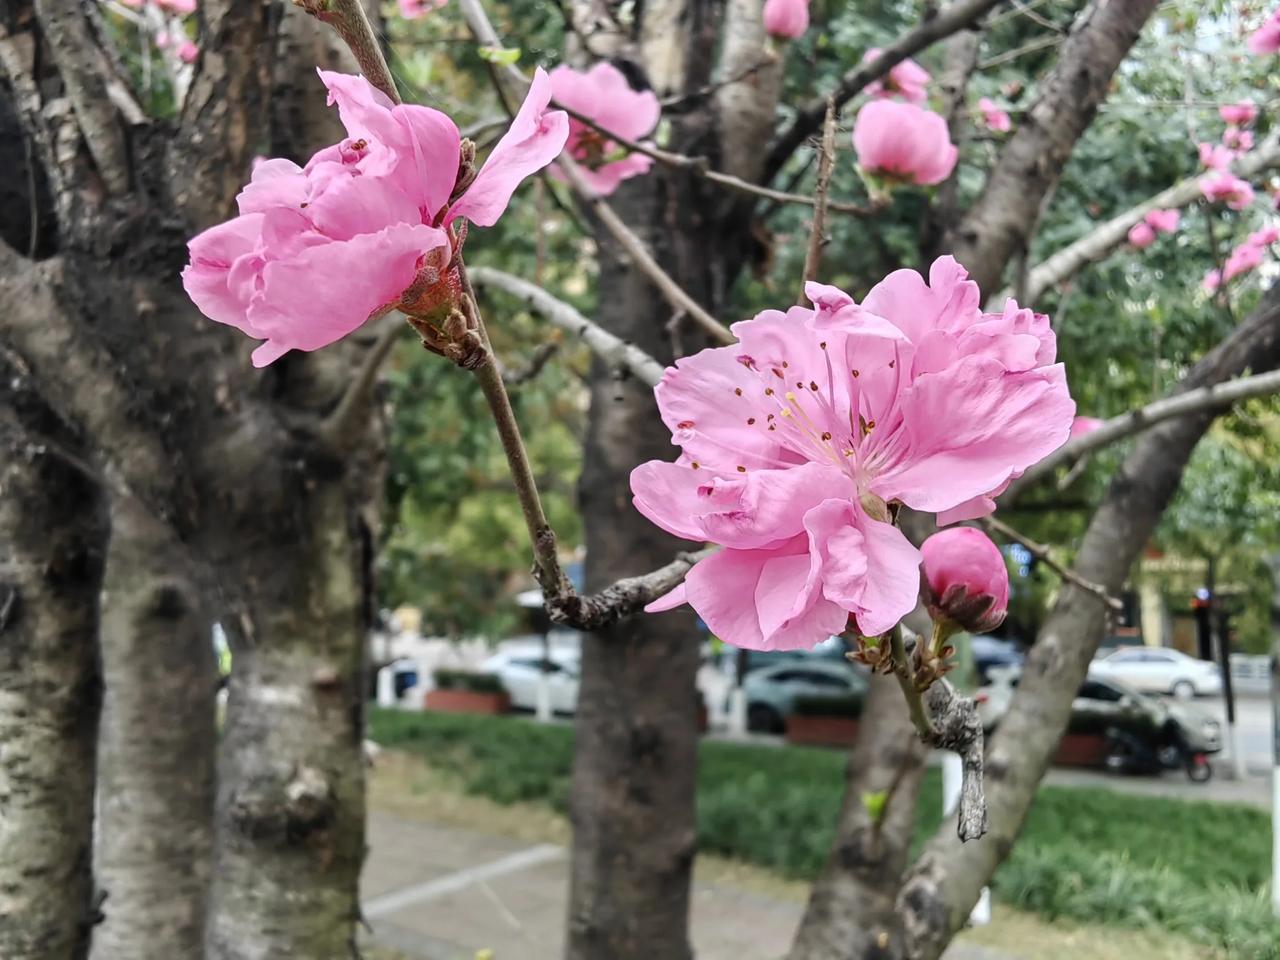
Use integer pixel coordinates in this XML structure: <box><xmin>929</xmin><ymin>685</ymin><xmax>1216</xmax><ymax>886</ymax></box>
<box><xmin>448</xmin><ymin>68</ymin><xmax>569</xmax><ymax>226</ymax></box>
<box><xmin>861</xmin><ymin>255</ymin><xmax>980</xmax><ymax>345</ymax></box>
<box><xmin>182</xmin><ymin>213</ymin><xmax>267</xmax><ymax>331</ymax></box>
<box><xmin>243</xmin><ymin>222</ymin><xmax>448</xmax><ymax>365</ymax></box>
<box><xmin>873</xmin><ymin>357</ymin><xmax>1075</xmax><ymax>514</ymax></box>
<box><xmin>549</xmin><ymin>63</ymin><xmax>660</xmax><ymax>142</ymax></box>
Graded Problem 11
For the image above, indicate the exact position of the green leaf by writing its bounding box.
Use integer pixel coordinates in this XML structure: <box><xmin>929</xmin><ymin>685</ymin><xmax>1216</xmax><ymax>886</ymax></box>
<box><xmin>861</xmin><ymin>790</ymin><xmax>887</xmax><ymax>821</ymax></box>
<box><xmin>477</xmin><ymin>45</ymin><xmax>521</xmax><ymax>67</ymax></box>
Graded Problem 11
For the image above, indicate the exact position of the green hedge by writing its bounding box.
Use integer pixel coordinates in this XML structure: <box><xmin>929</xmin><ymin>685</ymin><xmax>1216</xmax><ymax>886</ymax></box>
<box><xmin>431</xmin><ymin>669</ymin><xmax>507</xmax><ymax>694</ymax></box>
<box><xmin>368</xmin><ymin>708</ymin><xmax>1279</xmax><ymax>959</ymax></box>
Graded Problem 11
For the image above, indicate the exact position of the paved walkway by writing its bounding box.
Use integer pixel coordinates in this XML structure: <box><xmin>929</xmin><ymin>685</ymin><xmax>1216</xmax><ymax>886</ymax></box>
<box><xmin>361</xmin><ymin>811</ymin><xmax>1013</xmax><ymax>960</ymax></box>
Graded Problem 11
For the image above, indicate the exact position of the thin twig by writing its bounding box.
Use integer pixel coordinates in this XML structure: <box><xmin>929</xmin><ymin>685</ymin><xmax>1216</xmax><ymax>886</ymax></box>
<box><xmin>501</xmin><ymin>340</ymin><xmax>560</xmax><ymax>387</ymax></box>
<box><xmin>977</xmin><ymin>33</ymin><xmax>1062</xmax><ymax>70</ymax></box>
<box><xmin>659</xmin><ymin>57</ymin><xmax>776</xmax><ymax>111</ymax></box>
<box><xmin>468</xmin><ymin>266</ymin><xmax>667</xmax><ymax>386</ymax></box>
<box><xmin>979</xmin><ymin>516</ymin><xmax>1123</xmax><ymax>611</ymax></box>
<box><xmin>556</xmin><ymin>156</ymin><xmax>734</xmax><ymax>345</ymax></box>
<box><xmin>1006</xmin><ymin>367</ymin><xmax>1280</xmax><ymax>497</ymax></box>
<box><xmin>801</xmin><ymin>98</ymin><xmax>837</xmax><ymax>301</ymax></box>
<box><xmin>557</xmin><ymin>101</ymin><xmax>877</xmax><ymax>217</ymax></box>
<box><xmin>294</xmin><ymin>0</ymin><xmax>398</xmax><ymax>103</ymax></box>
<box><xmin>1202</xmin><ymin>202</ymin><xmax>1236</xmax><ymax>325</ymax></box>
<box><xmin>546</xmin><ymin>547</ymin><xmax>718</xmax><ymax>630</ymax></box>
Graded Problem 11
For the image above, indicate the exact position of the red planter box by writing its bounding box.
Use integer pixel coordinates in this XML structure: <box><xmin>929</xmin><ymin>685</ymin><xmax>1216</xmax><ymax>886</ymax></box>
<box><xmin>785</xmin><ymin>715</ymin><xmax>860</xmax><ymax>747</ymax></box>
<box><xmin>1053</xmin><ymin>733</ymin><xmax>1107</xmax><ymax>767</ymax></box>
<box><xmin>424</xmin><ymin>689</ymin><xmax>511</xmax><ymax>715</ymax></box>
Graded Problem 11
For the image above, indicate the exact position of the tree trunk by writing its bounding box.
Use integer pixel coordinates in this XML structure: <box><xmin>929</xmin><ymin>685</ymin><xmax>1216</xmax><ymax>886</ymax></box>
<box><xmin>786</xmin><ymin>676</ymin><xmax>929</xmax><ymax>960</ymax></box>
<box><xmin>204</xmin><ymin>478</ymin><xmax>370</xmax><ymax>960</ymax></box>
<box><xmin>897</xmin><ymin>284</ymin><xmax>1280</xmax><ymax>959</ymax></box>
<box><xmin>0</xmin><ymin>391</ymin><xmax>108</xmax><ymax>960</ymax></box>
<box><xmin>91</xmin><ymin>498</ymin><xmax>216</xmax><ymax>960</ymax></box>
<box><xmin>567</xmin><ymin>171</ymin><xmax>704</xmax><ymax>960</ymax></box>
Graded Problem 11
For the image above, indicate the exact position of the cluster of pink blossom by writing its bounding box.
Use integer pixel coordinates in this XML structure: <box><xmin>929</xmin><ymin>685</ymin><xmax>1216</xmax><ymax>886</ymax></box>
<box><xmin>1203</xmin><ymin>224</ymin><xmax>1279</xmax><ymax>292</ymax></box>
<box><xmin>1197</xmin><ymin>98</ymin><xmax>1261</xmax><ymax>210</ymax></box>
<box><xmin>976</xmin><ymin>97</ymin><xmax>1011</xmax><ymax>134</ymax></box>
<box><xmin>763</xmin><ymin>0</ymin><xmax>809</xmax><ymax>39</ymax></box>
<box><xmin>1248</xmin><ymin>8</ymin><xmax>1280</xmax><ymax>54</ymax></box>
<box><xmin>629</xmin><ymin>257</ymin><xmax>1074</xmax><ymax>650</ymax></box>
<box><xmin>548</xmin><ymin>63</ymin><xmax>661</xmax><ymax>197</ymax></box>
<box><xmin>851</xmin><ymin>52</ymin><xmax>956</xmax><ymax>188</ymax></box>
<box><xmin>863</xmin><ymin>48</ymin><xmax>931</xmax><ymax>105</ymax></box>
<box><xmin>116</xmin><ymin>0</ymin><xmax>200</xmax><ymax>62</ymax></box>
<box><xmin>397</xmin><ymin>0</ymin><xmax>446</xmax><ymax>19</ymax></box>
<box><xmin>182</xmin><ymin>69</ymin><xmax>568</xmax><ymax>366</ymax></box>
<box><xmin>1127</xmin><ymin>208</ymin><xmax>1180</xmax><ymax>249</ymax></box>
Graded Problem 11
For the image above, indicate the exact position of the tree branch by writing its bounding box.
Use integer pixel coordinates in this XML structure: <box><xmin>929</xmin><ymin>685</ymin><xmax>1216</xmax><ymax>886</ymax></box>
<box><xmin>979</xmin><ymin>515</ymin><xmax>1122</xmax><ymax>611</ymax></box>
<box><xmin>468</xmin><ymin>266</ymin><xmax>667</xmax><ymax>387</ymax></box>
<box><xmin>800</xmin><ymin>99</ymin><xmax>837</xmax><ymax>298</ymax></box>
<box><xmin>1006</xmin><ymin>367</ymin><xmax>1280</xmax><ymax>499</ymax></box>
<box><xmin>945</xmin><ymin>0</ymin><xmax>1162</xmax><ymax>296</ymax></box>
<box><xmin>1017</xmin><ymin>130</ymin><xmax>1280</xmax><ymax>303</ymax></box>
<box><xmin>294</xmin><ymin>0</ymin><xmax>396</xmax><ymax>103</ymax></box>
<box><xmin>763</xmin><ymin>0</ymin><xmax>1004</xmax><ymax>182</ymax></box>
<box><xmin>502</xmin><ymin>340</ymin><xmax>560</xmax><ymax>387</ymax></box>
<box><xmin>547</xmin><ymin>547</ymin><xmax>717</xmax><ymax>630</ymax></box>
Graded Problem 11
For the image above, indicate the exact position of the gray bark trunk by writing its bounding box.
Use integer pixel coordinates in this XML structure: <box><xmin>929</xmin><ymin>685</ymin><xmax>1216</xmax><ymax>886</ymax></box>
<box><xmin>0</xmin><ymin>390</ymin><xmax>108</xmax><ymax>960</ymax></box>
<box><xmin>786</xmin><ymin>676</ymin><xmax>929</xmax><ymax>960</ymax></box>
<box><xmin>898</xmin><ymin>284</ymin><xmax>1280</xmax><ymax>959</ymax></box>
<box><xmin>91</xmin><ymin>498</ymin><xmax>216</xmax><ymax>960</ymax></box>
<box><xmin>204</xmin><ymin>480</ymin><xmax>370</xmax><ymax>960</ymax></box>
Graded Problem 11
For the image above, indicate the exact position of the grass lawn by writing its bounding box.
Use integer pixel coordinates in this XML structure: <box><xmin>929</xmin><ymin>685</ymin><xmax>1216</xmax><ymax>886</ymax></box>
<box><xmin>368</xmin><ymin>708</ymin><xmax>1279</xmax><ymax>960</ymax></box>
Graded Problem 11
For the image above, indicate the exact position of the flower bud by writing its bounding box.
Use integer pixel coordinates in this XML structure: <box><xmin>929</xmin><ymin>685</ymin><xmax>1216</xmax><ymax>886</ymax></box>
<box><xmin>920</xmin><ymin>528</ymin><xmax>1009</xmax><ymax>636</ymax></box>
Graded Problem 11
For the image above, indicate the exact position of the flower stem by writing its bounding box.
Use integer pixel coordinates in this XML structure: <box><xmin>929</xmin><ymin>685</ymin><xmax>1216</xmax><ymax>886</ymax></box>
<box><xmin>298</xmin><ymin>0</ymin><xmax>400</xmax><ymax>104</ymax></box>
<box><xmin>890</xmin><ymin>624</ymin><xmax>932</xmax><ymax>740</ymax></box>
<box><xmin>464</xmin><ymin>289</ymin><xmax>573</xmax><ymax>606</ymax></box>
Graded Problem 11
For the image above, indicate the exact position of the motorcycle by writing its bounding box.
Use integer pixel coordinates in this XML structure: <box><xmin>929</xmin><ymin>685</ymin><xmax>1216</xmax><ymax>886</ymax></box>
<box><xmin>1102</xmin><ymin>722</ymin><xmax>1213</xmax><ymax>783</ymax></box>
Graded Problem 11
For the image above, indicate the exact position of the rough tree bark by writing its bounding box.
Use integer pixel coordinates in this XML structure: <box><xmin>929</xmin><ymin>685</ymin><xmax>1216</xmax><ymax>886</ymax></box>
<box><xmin>92</xmin><ymin>498</ymin><xmax>216</xmax><ymax>960</ymax></box>
<box><xmin>1</xmin><ymin>0</ymin><xmax>385</xmax><ymax>954</ymax></box>
<box><xmin>945</xmin><ymin>0</ymin><xmax>1161</xmax><ymax>295</ymax></box>
<box><xmin>896</xmin><ymin>284</ymin><xmax>1280</xmax><ymax>960</ymax></box>
<box><xmin>0</xmin><ymin>367</ymin><xmax>108</xmax><ymax>960</ymax></box>
<box><xmin>565</xmin><ymin>1</ymin><xmax>774</xmax><ymax>955</ymax></box>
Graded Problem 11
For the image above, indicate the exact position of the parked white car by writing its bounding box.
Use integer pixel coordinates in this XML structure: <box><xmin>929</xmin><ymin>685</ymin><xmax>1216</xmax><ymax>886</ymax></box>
<box><xmin>1089</xmin><ymin>646</ymin><xmax>1223</xmax><ymax>698</ymax></box>
<box><xmin>482</xmin><ymin>646</ymin><xmax>580</xmax><ymax>714</ymax></box>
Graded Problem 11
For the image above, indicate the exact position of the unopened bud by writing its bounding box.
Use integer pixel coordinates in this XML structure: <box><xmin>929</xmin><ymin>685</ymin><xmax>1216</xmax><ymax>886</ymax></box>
<box><xmin>919</xmin><ymin>528</ymin><xmax>1009</xmax><ymax>636</ymax></box>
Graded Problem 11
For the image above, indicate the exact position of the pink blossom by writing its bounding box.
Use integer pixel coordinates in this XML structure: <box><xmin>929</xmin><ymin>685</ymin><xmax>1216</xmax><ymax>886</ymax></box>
<box><xmin>155</xmin><ymin>30</ymin><xmax>170</xmax><ymax>48</ymax></box>
<box><xmin>1069</xmin><ymin>416</ymin><xmax>1104</xmax><ymax>439</ymax></box>
<box><xmin>1198</xmin><ymin>142</ymin><xmax>1234</xmax><ymax>171</ymax></box>
<box><xmin>1127</xmin><ymin>222</ymin><xmax>1156</xmax><ymax>249</ymax></box>
<box><xmin>1223</xmin><ymin>127</ymin><xmax>1254</xmax><ymax>152</ymax></box>
<box><xmin>1219</xmin><ymin>100</ymin><xmax>1257</xmax><ymax>126</ymax></box>
<box><xmin>1205</xmin><ymin>242</ymin><xmax>1265</xmax><ymax>292</ymax></box>
<box><xmin>1247</xmin><ymin>10</ymin><xmax>1280</xmax><ymax>54</ymax></box>
<box><xmin>157</xmin><ymin>0</ymin><xmax>197</xmax><ymax>13</ymax></box>
<box><xmin>864</xmin><ymin>48</ymin><xmax>931</xmax><ymax>104</ymax></box>
<box><xmin>976</xmin><ymin>97</ymin><xmax>1011</xmax><ymax>133</ymax></box>
<box><xmin>1199</xmin><ymin>172</ymin><xmax>1255</xmax><ymax>210</ymax></box>
<box><xmin>183</xmin><ymin>69</ymin><xmax>568</xmax><ymax>366</ymax></box>
<box><xmin>176</xmin><ymin>40</ymin><xmax>199</xmax><ymax>63</ymax></box>
<box><xmin>1248</xmin><ymin>225</ymin><xmax>1280</xmax><ymax>247</ymax></box>
<box><xmin>397</xmin><ymin>0</ymin><xmax>446</xmax><ymax>19</ymax></box>
<box><xmin>763</xmin><ymin>0</ymin><xmax>809</xmax><ymax>39</ymax></box>
<box><xmin>852</xmin><ymin>100</ymin><xmax>957</xmax><ymax>187</ymax></box>
<box><xmin>920</xmin><ymin>528</ymin><xmax>1009</xmax><ymax>635</ymax></box>
<box><xmin>549</xmin><ymin>62</ymin><xmax>659</xmax><ymax>197</ymax></box>
<box><xmin>1143</xmin><ymin>208</ymin><xmax>1180</xmax><ymax>234</ymax></box>
<box><xmin>631</xmin><ymin>256</ymin><xmax>1074</xmax><ymax>650</ymax></box>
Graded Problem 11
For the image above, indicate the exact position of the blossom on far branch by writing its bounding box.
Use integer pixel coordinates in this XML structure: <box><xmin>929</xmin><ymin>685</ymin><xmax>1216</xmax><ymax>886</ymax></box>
<box><xmin>852</xmin><ymin>100</ymin><xmax>958</xmax><ymax>189</ymax></box>
<box><xmin>763</xmin><ymin>0</ymin><xmax>809</xmax><ymax>39</ymax></box>
<box><xmin>1202</xmin><ymin>224</ymin><xmax>1277</xmax><ymax>292</ymax></box>
<box><xmin>1219</xmin><ymin>100</ymin><xmax>1257</xmax><ymax>127</ymax></box>
<box><xmin>864</xmin><ymin>48</ymin><xmax>931</xmax><ymax>104</ymax></box>
<box><xmin>976</xmin><ymin>97</ymin><xmax>1011</xmax><ymax>133</ymax></box>
<box><xmin>397</xmin><ymin>0</ymin><xmax>446</xmax><ymax>19</ymax></box>
<box><xmin>182</xmin><ymin>69</ymin><xmax>568</xmax><ymax>366</ymax></box>
<box><xmin>629</xmin><ymin>257</ymin><xmax>1074</xmax><ymax>652</ymax></box>
<box><xmin>1199</xmin><ymin>171</ymin><xmax>1255</xmax><ymax>210</ymax></box>
<box><xmin>1247</xmin><ymin>8</ymin><xmax>1280</xmax><ymax>55</ymax></box>
<box><xmin>1127</xmin><ymin>207</ymin><xmax>1179</xmax><ymax>249</ymax></box>
<box><xmin>549</xmin><ymin>62</ymin><xmax>660</xmax><ymax>197</ymax></box>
